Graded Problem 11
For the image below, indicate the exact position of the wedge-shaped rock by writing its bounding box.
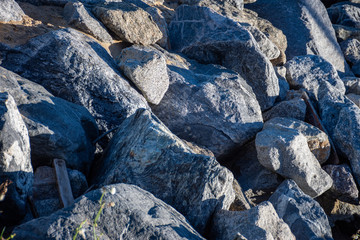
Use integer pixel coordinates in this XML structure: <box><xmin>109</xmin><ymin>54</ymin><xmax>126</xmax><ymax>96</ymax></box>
<box><xmin>269</xmin><ymin>180</ymin><xmax>333</xmax><ymax>240</ymax></box>
<box><xmin>255</xmin><ymin>118</ymin><xmax>333</xmax><ymax>197</ymax></box>
<box><xmin>1</xmin><ymin>28</ymin><xmax>148</xmax><ymax>134</ymax></box>
<box><xmin>0</xmin><ymin>67</ymin><xmax>98</xmax><ymax>174</ymax></box>
<box><xmin>169</xmin><ymin>5</ymin><xmax>279</xmax><ymax>111</ymax></box>
<box><xmin>0</xmin><ymin>92</ymin><xmax>32</xmax><ymax>225</ymax></box>
<box><xmin>0</xmin><ymin>0</ymin><xmax>24</xmax><ymax>22</ymax></box>
<box><xmin>212</xmin><ymin>201</ymin><xmax>295</xmax><ymax>240</ymax></box>
<box><xmin>13</xmin><ymin>184</ymin><xmax>205</xmax><ymax>240</ymax></box>
<box><xmin>248</xmin><ymin>0</ymin><xmax>351</xmax><ymax>76</ymax></box>
<box><xmin>151</xmin><ymin>50</ymin><xmax>263</xmax><ymax>157</ymax></box>
<box><xmin>92</xmin><ymin>109</ymin><xmax>235</xmax><ymax>234</ymax></box>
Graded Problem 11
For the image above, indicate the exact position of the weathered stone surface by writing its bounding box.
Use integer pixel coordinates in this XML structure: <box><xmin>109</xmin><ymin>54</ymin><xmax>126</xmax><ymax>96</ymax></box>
<box><xmin>269</xmin><ymin>180</ymin><xmax>333</xmax><ymax>240</ymax></box>
<box><xmin>323</xmin><ymin>164</ymin><xmax>359</xmax><ymax>204</ymax></box>
<box><xmin>144</xmin><ymin>5</ymin><xmax>170</xmax><ymax>48</ymax></box>
<box><xmin>212</xmin><ymin>201</ymin><xmax>295</xmax><ymax>240</ymax></box>
<box><xmin>93</xmin><ymin>2</ymin><xmax>162</xmax><ymax>45</ymax></box>
<box><xmin>181</xmin><ymin>0</ymin><xmax>244</xmax><ymax>10</ymax></box>
<box><xmin>255</xmin><ymin>118</ymin><xmax>333</xmax><ymax>197</ymax></box>
<box><xmin>117</xmin><ymin>45</ymin><xmax>169</xmax><ymax>105</ymax></box>
<box><xmin>285</xmin><ymin>55</ymin><xmax>346</xmax><ymax>101</ymax></box>
<box><xmin>169</xmin><ymin>5</ymin><xmax>279</xmax><ymax>111</ymax></box>
<box><xmin>92</xmin><ymin>109</ymin><xmax>235</xmax><ymax>234</ymax></box>
<box><xmin>0</xmin><ymin>67</ymin><xmax>98</xmax><ymax>174</ymax></box>
<box><xmin>151</xmin><ymin>50</ymin><xmax>263</xmax><ymax>157</ymax></box>
<box><xmin>64</xmin><ymin>1</ymin><xmax>113</xmax><ymax>43</ymax></box>
<box><xmin>347</xmin><ymin>93</ymin><xmax>360</xmax><ymax>107</ymax></box>
<box><xmin>0</xmin><ymin>92</ymin><xmax>33</xmax><ymax>225</ymax></box>
<box><xmin>14</xmin><ymin>184</ymin><xmax>205</xmax><ymax>240</ymax></box>
<box><xmin>333</xmin><ymin>24</ymin><xmax>360</xmax><ymax>42</ymax></box>
<box><xmin>0</xmin><ymin>0</ymin><xmax>25</xmax><ymax>22</ymax></box>
<box><xmin>340</xmin><ymin>38</ymin><xmax>360</xmax><ymax>76</ymax></box>
<box><xmin>328</xmin><ymin>3</ymin><xmax>360</xmax><ymax>28</ymax></box>
<box><xmin>262</xmin><ymin>98</ymin><xmax>307</xmax><ymax>122</ymax></box>
<box><xmin>343</xmin><ymin>76</ymin><xmax>360</xmax><ymax>94</ymax></box>
<box><xmin>230</xmin><ymin>179</ymin><xmax>251</xmax><ymax>211</ymax></box>
<box><xmin>248</xmin><ymin>0</ymin><xmax>351</xmax><ymax>76</ymax></box>
<box><xmin>1</xmin><ymin>28</ymin><xmax>148</xmax><ymax>135</ymax></box>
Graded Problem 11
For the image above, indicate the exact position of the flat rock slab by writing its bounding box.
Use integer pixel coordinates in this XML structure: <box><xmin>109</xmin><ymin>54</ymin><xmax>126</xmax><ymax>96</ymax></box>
<box><xmin>92</xmin><ymin>109</ymin><xmax>235</xmax><ymax>234</ymax></box>
<box><xmin>0</xmin><ymin>0</ymin><xmax>25</xmax><ymax>22</ymax></box>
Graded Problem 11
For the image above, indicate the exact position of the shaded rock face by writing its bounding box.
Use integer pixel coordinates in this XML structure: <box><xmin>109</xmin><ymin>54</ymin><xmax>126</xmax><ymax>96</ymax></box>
<box><xmin>248</xmin><ymin>0</ymin><xmax>351</xmax><ymax>76</ymax></box>
<box><xmin>340</xmin><ymin>38</ymin><xmax>360</xmax><ymax>76</ymax></box>
<box><xmin>169</xmin><ymin>5</ymin><xmax>279</xmax><ymax>111</ymax></box>
<box><xmin>0</xmin><ymin>92</ymin><xmax>33</xmax><ymax>226</ymax></box>
<box><xmin>262</xmin><ymin>98</ymin><xmax>306</xmax><ymax>122</ymax></box>
<box><xmin>328</xmin><ymin>3</ymin><xmax>360</xmax><ymax>28</ymax></box>
<box><xmin>0</xmin><ymin>0</ymin><xmax>25</xmax><ymax>22</ymax></box>
<box><xmin>181</xmin><ymin>0</ymin><xmax>244</xmax><ymax>10</ymax></box>
<box><xmin>151</xmin><ymin>51</ymin><xmax>263</xmax><ymax>158</ymax></box>
<box><xmin>342</xmin><ymin>76</ymin><xmax>360</xmax><ymax>94</ymax></box>
<box><xmin>92</xmin><ymin>109</ymin><xmax>235</xmax><ymax>234</ymax></box>
<box><xmin>269</xmin><ymin>180</ymin><xmax>333</xmax><ymax>240</ymax></box>
<box><xmin>1</xmin><ymin>28</ymin><xmax>148</xmax><ymax>134</ymax></box>
<box><xmin>0</xmin><ymin>67</ymin><xmax>98</xmax><ymax>174</ymax></box>
<box><xmin>212</xmin><ymin>202</ymin><xmax>295</xmax><ymax>240</ymax></box>
<box><xmin>347</xmin><ymin>92</ymin><xmax>360</xmax><ymax>107</ymax></box>
<box><xmin>13</xmin><ymin>184</ymin><xmax>205</xmax><ymax>240</ymax></box>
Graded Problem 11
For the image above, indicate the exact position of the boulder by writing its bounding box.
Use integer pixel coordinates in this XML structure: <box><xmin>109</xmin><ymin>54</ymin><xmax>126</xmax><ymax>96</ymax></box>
<box><xmin>328</xmin><ymin>3</ymin><xmax>360</xmax><ymax>28</ymax></box>
<box><xmin>0</xmin><ymin>66</ymin><xmax>98</xmax><ymax>174</ymax></box>
<box><xmin>64</xmin><ymin>1</ymin><xmax>113</xmax><ymax>43</ymax></box>
<box><xmin>340</xmin><ymin>38</ymin><xmax>360</xmax><ymax>76</ymax></box>
<box><xmin>151</xmin><ymin>49</ymin><xmax>263</xmax><ymax>157</ymax></box>
<box><xmin>247</xmin><ymin>0</ymin><xmax>351</xmax><ymax>76</ymax></box>
<box><xmin>0</xmin><ymin>0</ymin><xmax>25</xmax><ymax>22</ymax></box>
<box><xmin>117</xmin><ymin>45</ymin><xmax>169</xmax><ymax>105</ymax></box>
<box><xmin>333</xmin><ymin>24</ymin><xmax>360</xmax><ymax>42</ymax></box>
<box><xmin>343</xmin><ymin>76</ymin><xmax>360</xmax><ymax>94</ymax></box>
<box><xmin>212</xmin><ymin>202</ymin><xmax>295</xmax><ymax>240</ymax></box>
<box><xmin>285</xmin><ymin>55</ymin><xmax>346</xmax><ymax>101</ymax></box>
<box><xmin>92</xmin><ymin>109</ymin><xmax>235</xmax><ymax>234</ymax></box>
<box><xmin>1</xmin><ymin>28</ymin><xmax>148</xmax><ymax>135</ymax></box>
<box><xmin>347</xmin><ymin>93</ymin><xmax>360</xmax><ymax>107</ymax></box>
<box><xmin>255</xmin><ymin>118</ymin><xmax>333</xmax><ymax>197</ymax></box>
<box><xmin>269</xmin><ymin>180</ymin><xmax>333</xmax><ymax>240</ymax></box>
<box><xmin>169</xmin><ymin>5</ymin><xmax>279</xmax><ymax>111</ymax></box>
<box><xmin>93</xmin><ymin>2</ymin><xmax>163</xmax><ymax>45</ymax></box>
<box><xmin>0</xmin><ymin>92</ymin><xmax>33</xmax><ymax>226</ymax></box>
<box><xmin>13</xmin><ymin>184</ymin><xmax>205</xmax><ymax>240</ymax></box>
<box><xmin>180</xmin><ymin>0</ymin><xmax>244</xmax><ymax>10</ymax></box>
<box><xmin>262</xmin><ymin>98</ymin><xmax>307</xmax><ymax>122</ymax></box>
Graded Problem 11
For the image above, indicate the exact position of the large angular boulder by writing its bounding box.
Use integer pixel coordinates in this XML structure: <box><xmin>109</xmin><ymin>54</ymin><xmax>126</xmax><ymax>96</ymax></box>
<box><xmin>247</xmin><ymin>0</ymin><xmax>351</xmax><ymax>76</ymax></box>
<box><xmin>151</xmin><ymin>49</ymin><xmax>263</xmax><ymax>157</ymax></box>
<box><xmin>340</xmin><ymin>38</ymin><xmax>360</xmax><ymax>76</ymax></box>
<box><xmin>13</xmin><ymin>184</ymin><xmax>205</xmax><ymax>240</ymax></box>
<box><xmin>269</xmin><ymin>180</ymin><xmax>333</xmax><ymax>240</ymax></box>
<box><xmin>1</xmin><ymin>28</ymin><xmax>148</xmax><ymax>134</ymax></box>
<box><xmin>262</xmin><ymin>98</ymin><xmax>307</xmax><ymax>122</ymax></box>
<box><xmin>0</xmin><ymin>92</ymin><xmax>33</xmax><ymax>226</ymax></box>
<box><xmin>169</xmin><ymin>5</ymin><xmax>279</xmax><ymax>111</ymax></box>
<box><xmin>0</xmin><ymin>0</ymin><xmax>25</xmax><ymax>22</ymax></box>
<box><xmin>0</xmin><ymin>67</ymin><xmax>98</xmax><ymax>174</ymax></box>
<box><xmin>92</xmin><ymin>109</ymin><xmax>235</xmax><ymax>234</ymax></box>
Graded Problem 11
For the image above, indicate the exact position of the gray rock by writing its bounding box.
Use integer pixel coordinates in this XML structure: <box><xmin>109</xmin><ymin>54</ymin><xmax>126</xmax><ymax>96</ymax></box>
<box><xmin>328</xmin><ymin>3</ymin><xmax>360</xmax><ymax>28</ymax></box>
<box><xmin>230</xmin><ymin>179</ymin><xmax>251</xmax><ymax>211</ymax></box>
<box><xmin>1</xmin><ymin>28</ymin><xmax>148</xmax><ymax>135</ymax></box>
<box><xmin>212</xmin><ymin>202</ymin><xmax>295</xmax><ymax>240</ymax></box>
<box><xmin>0</xmin><ymin>92</ymin><xmax>33</xmax><ymax>225</ymax></box>
<box><xmin>151</xmin><ymin>50</ymin><xmax>263</xmax><ymax>158</ymax></box>
<box><xmin>144</xmin><ymin>5</ymin><xmax>170</xmax><ymax>48</ymax></box>
<box><xmin>0</xmin><ymin>67</ymin><xmax>98</xmax><ymax>174</ymax></box>
<box><xmin>333</xmin><ymin>24</ymin><xmax>360</xmax><ymax>42</ymax></box>
<box><xmin>323</xmin><ymin>164</ymin><xmax>359</xmax><ymax>204</ymax></box>
<box><xmin>169</xmin><ymin>5</ymin><xmax>279</xmax><ymax>111</ymax></box>
<box><xmin>0</xmin><ymin>0</ymin><xmax>25</xmax><ymax>22</ymax></box>
<box><xmin>285</xmin><ymin>55</ymin><xmax>346</xmax><ymax>101</ymax></box>
<box><xmin>13</xmin><ymin>183</ymin><xmax>205</xmax><ymax>240</ymax></box>
<box><xmin>247</xmin><ymin>0</ymin><xmax>351</xmax><ymax>76</ymax></box>
<box><xmin>92</xmin><ymin>109</ymin><xmax>235</xmax><ymax>234</ymax></box>
<box><xmin>93</xmin><ymin>2</ymin><xmax>162</xmax><ymax>45</ymax></box>
<box><xmin>68</xmin><ymin>169</ymin><xmax>88</xmax><ymax>199</ymax></box>
<box><xmin>255</xmin><ymin>118</ymin><xmax>333</xmax><ymax>197</ymax></box>
<box><xmin>342</xmin><ymin>76</ymin><xmax>360</xmax><ymax>94</ymax></box>
<box><xmin>117</xmin><ymin>45</ymin><xmax>169</xmax><ymax>105</ymax></box>
<box><xmin>262</xmin><ymin>98</ymin><xmax>307</xmax><ymax>122</ymax></box>
<box><xmin>64</xmin><ymin>1</ymin><xmax>113</xmax><ymax>43</ymax></box>
<box><xmin>340</xmin><ymin>38</ymin><xmax>360</xmax><ymax>76</ymax></box>
<box><xmin>347</xmin><ymin>93</ymin><xmax>360</xmax><ymax>107</ymax></box>
<box><xmin>269</xmin><ymin>180</ymin><xmax>333</xmax><ymax>240</ymax></box>
<box><xmin>180</xmin><ymin>0</ymin><xmax>244</xmax><ymax>10</ymax></box>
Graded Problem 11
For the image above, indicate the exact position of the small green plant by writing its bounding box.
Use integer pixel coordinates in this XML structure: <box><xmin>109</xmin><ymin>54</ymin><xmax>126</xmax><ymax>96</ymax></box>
<box><xmin>352</xmin><ymin>229</ymin><xmax>360</xmax><ymax>240</ymax></box>
<box><xmin>0</xmin><ymin>227</ymin><xmax>15</xmax><ymax>240</ymax></box>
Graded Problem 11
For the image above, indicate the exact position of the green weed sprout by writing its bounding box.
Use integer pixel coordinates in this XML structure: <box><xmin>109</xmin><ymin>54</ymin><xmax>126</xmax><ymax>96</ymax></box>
<box><xmin>0</xmin><ymin>227</ymin><xmax>15</xmax><ymax>240</ymax></box>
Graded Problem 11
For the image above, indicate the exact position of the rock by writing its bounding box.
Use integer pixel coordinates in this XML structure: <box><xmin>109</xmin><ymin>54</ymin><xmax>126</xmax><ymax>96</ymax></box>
<box><xmin>347</xmin><ymin>93</ymin><xmax>360</xmax><ymax>107</ymax></box>
<box><xmin>340</xmin><ymin>38</ymin><xmax>360</xmax><ymax>76</ymax></box>
<box><xmin>285</xmin><ymin>55</ymin><xmax>346</xmax><ymax>101</ymax></box>
<box><xmin>230</xmin><ymin>179</ymin><xmax>251</xmax><ymax>211</ymax></box>
<box><xmin>68</xmin><ymin>169</ymin><xmax>88</xmax><ymax>199</ymax></box>
<box><xmin>144</xmin><ymin>6</ymin><xmax>170</xmax><ymax>48</ymax></box>
<box><xmin>64</xmin><ymin>1</ymin><xmax>113</xmax><ymax>43</ymax></box>
<box><xmin>212</xmin><ymin>201</ymin><xmax>295</xmax><ymax>240</ymax></box>
<box><xmin>0</xmin><ymin>0</ymin><xmax>25</xmax><ymax>22</ymax></box>
<box><xmin>333</xmin><ymin>24</ymin><xmax>360</xmax><ymax>42</ymax></box>
<box><xmin>323</xmin><ymin>164</ymin><xmax>359</xmax><ymax>204</ymax></box>
<box><xmin>247</xmin><ymin>0</ymin><xmax>351</xmax><ymax>76</ymax></box>
<box><xmin>255</xmin><ymin>118</ymin><xmax>333</xmax><ymax>197</ymax></box>
<box><xmin>1</xmin><ymin>28</ymin><xmax>148</xmax><ymax>135</ymax></box>
<box><xmin>117</xmin><ymin>45</ymin><xmax>169</xmax><ymax>105</ymax></box>
<box><xmin>93</xmin><ymin>2</ymin><xmax>163</xmax><ymax>45</ymax></box>
<box><xmin>92</xmin><ymin>109</ymin><xmax>235</xmax><ymax>234</ymax></box>
<box><xmin>0</xmin><ymin>66</ymin><xmax>98</xmax><ymax>174</ymax></box>
<box><xmin>262</xmin><ymin>98</ymin><xmax>307</xmax><ymax>122</ymax></box>
<box><xmin>151</xmin><ymin>50</ymin><xmax>263</xmax><ymax>157</ymax></box>
<box><xmin>181</xmin><ymin>0</ymin><xmax>244</xmax><ymax>10</ymax></box>
<box><xmin>343</xmin><ymin>76</ymin><xmax>360</xmax><ymax>94</ymax></box>
<box><xmin>13</xmin><ymin>183</ymin><xmax>205</xmax><ymax>240</ymax></box>
<box><xmin>269</xmin><ymin>179</ymin><xmax>333</xmax><ymax>240</ymax></box>
<box><xmin>169</xmin><ymin>5</ymin><xmax>279</xmax><ymax>111</ymax></box>
<box><xmin>328</xmin><ymin>3</ymin><xmax>360</xmax><ymax>28</ymax></box>
<box><xmin>323</xmin><ymin>199</ymin><xmax>360</xmax><ymax>228</ymax></box>
<box><xmin>0</xmin><ymin>92</ymin><xmax>33</xmax><ymax>226</ymax></box>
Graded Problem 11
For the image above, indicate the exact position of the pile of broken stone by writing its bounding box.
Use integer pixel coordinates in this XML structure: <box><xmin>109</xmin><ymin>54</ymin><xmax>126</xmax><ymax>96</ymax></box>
<box><xmin>1</xmin><ymin>0</ymin><xmax>360</xmax><ymax>239</ymax></box>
